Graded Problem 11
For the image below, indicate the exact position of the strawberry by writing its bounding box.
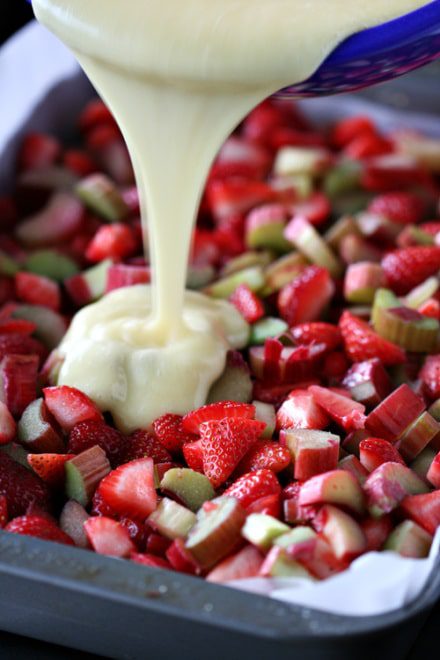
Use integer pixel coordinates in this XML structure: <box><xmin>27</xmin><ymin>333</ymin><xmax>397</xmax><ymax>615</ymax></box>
<box><xmin>400</xmin><ymin>491</ymin><xmax>440</xmax><ymax>536</ymax></box>
<box><xmin>182</xmin><ymin>439</ymin><xmax>204</xmax><ymax>472</ymax></box>
<box><xmin>419</xmin><ymin>355</ymin><xmax>440</xmax><ymax>401</ymax></box>
<box><xmin>166</xmin><ymin>538</ymin><xmax>198</xmax><ymax>574</ymax></box>
<box><xmin>182</xmin><ymin>401</ymin><xmax>255</xmax><ymax>435</ymax></box>
<box><xmin>97</xmin><ymin>458</ymin><xmax>157</xmax><ymax>520</ymax></box>
<box><xmin>105</xmin><ymin>264</ymin><xmax>150</xmax><ymax>293</ymax></box>
<box><xmin>199</xmin><ymin>417</ymin><xmax>265</xmax><ymax>488</ymax></box>
<box><xmin>79</xmin><ymin>99</ymin><xmax>117</xmax><ymax>134</ymax></box>
<box><xmin>382</xmin><ymin>246</ymin><xmax>440</xmax><ymax>295</ymax></box>
<box><xmin>367</xmin><ymin>192</ymin><xmax>425</xmax><ymax>225</ymax></box>
<box><xmin>229</xmin><ymin>284</ymin><xmax>264</xmax><ymax>323</ymax></box>
<box><xmin>343</xmin><ymin>134</ymin><xmax>392</xmax><ymax>160</ymax></box>
<box><xmin>84</xmin><ymin>516</ymin><xmax>135</xmax><ymax>557</ymax></box>
<box><xmin>236</xmin><ymin>440</ymin><xmax>291</xmax><ymax>474</ymax></box>
<box><xmin>278</xmin><ymin>266</ymin><xmax>335</xmax><ymax>326</ymax></box>
<box><xmin>63</xmin><ymin>149</ymin><xmax>97</xmax><ymax>177</ymax></box>
<box><xmin>119</xmin><ymin>516</ymin><xmax>150</xmax><ymax>550</ymax></box>
<box><xmin>68</xmin><ymin>419</ymin><xmax>128</xmax><ymax>467</ymax></box>
<box><xmin>323</xmin><ymin>352</ymin><xmax>349</xmax><ymax>381</ymax></box>
<box><xmin>122</xmin><ymin>430</ymin><xmax>172</xmax><ymax>464</ymax></box>
<box><xmin>339</xmin><ymin>311</ymin><xmax>406</xmax><ymax>366</ymax></box>
<box><xmin>43</xmin><ymin>386</ymin><xmax>103</xmax><ymax>432</ymax></box>
<box><xmin>0</xmin><ymin>333</ymin><xmax>46</xmax><ymax>364</ymax></box>
<box><xmin>276</xmin><ymin>390</ymin><xmax>330</xmax><ymax>431</ymax></box>
<box><xmin>0</xmin><ymin>495</ymin><xmax>8</xmax><ymax>528</ymax></box>
<box><xmin>85</xmin><ymin>223</ymin><xmax>138</xmax><ymax>262</ymax></box>
<box><xmin>91</xmin><ymin>489</ymin><xmax>117</xmax><ymax>518</ymax></box>
<box><xmin>146</xmin><ymin>532</ymin><xmax>172</xmax><ymax>557</ymax></box>
<box><xmin>206</xmin><ymin>178</ymin><xmax>275</xmax><ymax>221</ymax></box>
<box><xmin>331</xmin><ymin>116</ymin><xmax>376</xmax><ymax>148</ymax></box>
<box><xmin>1</xmin><ymin>354</ymin><xmax>39</xmax><ymax>417</ymax></box>
<box><xmin>291</xmin><ymin>322</ymin><xmax>342</xmax><ymax>351</ymax></box>
<box><xmin>15</xmin><ymin>272</ymin><xmax>61</xmax><ymax>312</ymax></box>
<box><xmin>17</xmin><ymin>133</ymin><xmax>61</xmax><ymax>172</ymax></box>
<box><xmin>27</xmin><ymin>453</ymin><xmax>74</xmax><ymax>488</ymax></box>
<box><xmin>308</xmin><ymin>385</ymin><xmax>366</xmax><ymax>432</ymax></box>
<box><xmin>289</xmin><ymin>192</ymin><xmax>331</xmax><ymax>227</ymax></box>
<box><xmin>130</xmin><ymin>553</ymin><xmax>172</xmax><ymax>570</ymax></box>
<box><xmin>6</xmin><ymin>514</ymin><xmax>74</xmax><ymax>545</ymax></box>
<box><xmin>0</xmin><ymin>400</ymin><xmax>16</xmax><ymax>445</ymax></box>
<box><xmin>358</xmin><ymin>438</ymin><xmax>405</xmax><ymax>472</ymax></box>
<box><xmin>153</xmin><ymin>414</ymin><xmax>197</xmax><ymax>453</ymax></box>
<box><xmin>223</xmin><ymin>469</ymin><xmax>281</xmax><ymax>510</ymax></box>
<box><xmin>246</xmin><ymin>493</ymin><xmax>281</xmax><ymax>518</ymax></box>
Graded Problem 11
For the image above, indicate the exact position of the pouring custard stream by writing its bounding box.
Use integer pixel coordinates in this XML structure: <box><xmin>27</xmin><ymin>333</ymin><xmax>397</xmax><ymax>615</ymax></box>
<box><xmin>33</xmin><ymin>0</ymin><xmax>429</xmax><ymax>432</ymax></box>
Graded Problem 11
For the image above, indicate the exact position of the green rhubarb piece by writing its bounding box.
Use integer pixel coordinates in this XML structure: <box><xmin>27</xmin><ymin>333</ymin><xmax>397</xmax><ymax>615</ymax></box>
<box><xmin>18</xmin><ymin>398</ymin><xmax>65</xmax><ymax>453</ymax></box>
<box><xmin>0</xmin><ymin>250</ymin><xmax>19</xmax><ymax>277</ymax></box>
<box><xmin>13</xmin><ymin>304</ymin><xmax>67</xmax><ymax>350</ymax></box>
<box><xmin>371</xmin><ymin>288</ymin><xmax>399</xmax><ymax>327</ymax></box>
<box><xmin>186</xmin><ymin>265</ymin><xmax>215</xmax><ymax>289</ymax></box>
<box><xmin>365</xmin><ymin>462</ymin><xmax>429</xmax><ymax>518</ymax></box>
<box><xmin>384</xmin><ymin>520</ymin><xmax>432</xmax><ymax>558</ymax></box>
<box><xmin>261</xmin><ymin>251</ymin><xmax>307</xmax><ymax>296</ymax></box>
<box><xmin>428</xmin><ymin>398</ymin><xmax>440</xmax><ymax>421</ymax></box>
<box><xmin>253</xmin><ymin>401</ymin><xmax>276</xmax><ymax>438</ymax></box>
<box><xmin>273</xmin><ymin>525</ymin><xmax>317</xmax><ymax>549</ymax></box>
<box><xmin>331</xmin><ymin>191</ymin><xmax>373</xmax><ymax>217</ymax></box>
<box><xmin>85</xmin><ymin>259</ymin><xmax>113</xmax><ymax>300</ymax></box>
<box><xmin>324</xmin><ymin>160</ymin><xmax>361</xmax><ymax>198</ymax></box>
<box><xmin>241</xmin><ymin>513</ymin><xmax>289</xmax><ymax>550</ymax></box>
<box><xmin>75</xmin><ymin>173</ymin><xmax>129</xmax><ymax>222</ymax></box>
<box><xmin>262</xmin><ymin>546</ymin><xmax>315</xmax><ymax>579</ymax></box>
<box><xmin>148</xmin><ymin>497</ymin><xmax>196</xmax><ymax>540</ymax></box>
<box><xmin>246</xmin><ymin>220</ymin><xmax>291</xmax><ymax>253</ymax></box>
<box><xmin>160</xmin><ymin>468</ymin><xmax>214</xmax><ymax>512</ymax></box>
<box><xmin>404</xmin><ymin>226</ymin><xmax>434</xmax><ymax>247</ymax></box>
<box><xmin>274</xmin><ymin>147</ymin><xmax>328</xmax><ymax>177</ymax></box>
<box><xmin>397</xmin><ymin>412</ymin><xmax>440</xmax><ymax>462</ymax></box>
<box><xmin>286</xmin><ymin>217</ymin><xmax>343</xmax><ymax>278</ymax></box>
<box><xmin>221</xmin><ymin>251</ymin><xmax>274</xmax><ymax>277</ymax></box>
<box><xmin>0</xmin><ymin>443</ymin><xmax>30</xmax><ymax>469</ymax></box>
<box><xmin>324</xmin><ymin>215</ymin><xmax>360</xmax><ymax>250</ymax></box>
<box><xmin>249</xmin><ymin>317</ymin><xmax>288</xmax><ymax>345</ymax></box>
<box><xmin>405</xmin><ymin>277</ymin><xmax>439</xmax><ymax>309</ymax></box>
<box><xmin>410</xmin><ymin>447</ymin><xmax>437</xmax><ymax>482</ymax></box>
<box><xmin>65</xmin><ymin>445</ymin><xmax>111</xmax><ymax>506</ymax></box>
<box><xmin>25</xmin><ymin>250</ymin><xmax>79</xmax><ymax>281</ymax></box>
<box><xmin>207</xmin><ymin>353</ymin><xmax>253</xmax><ymax>404</ymax></box>
<box><xmin>204</xmin><ymin>266</ymin><xmax>264</xmax><ymax>299</ymax></box>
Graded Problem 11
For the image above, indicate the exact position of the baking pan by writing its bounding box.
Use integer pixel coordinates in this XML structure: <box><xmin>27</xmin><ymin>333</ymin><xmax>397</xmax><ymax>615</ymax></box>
<box><xmin>0</xmin><ymin>531</ymin><xmax>438</xmax><ymax>660</ymax></box>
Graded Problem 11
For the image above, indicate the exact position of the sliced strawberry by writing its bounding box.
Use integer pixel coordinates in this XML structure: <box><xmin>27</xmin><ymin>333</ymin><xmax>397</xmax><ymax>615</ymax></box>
<box><xmin>229</xmin><ymin>284</ymin><xmax>264</xmax><ymax>323</ymax></box>
<box><xmin>43</xmin><ymin>386</ymin><xmax>103</xmax><ymax>433</ymax></box>
<box><xmin>359</xmin><ymin>438</ymin><xmax>405</xmax><ymax>472</ymax></box>
<box><xmin>0</xmin><ymin>495</ymin><xmax>8</xmax><ymax>528</ymax></box>
<box><xmin>17</xmin><ymin>134</ymin><xmax>61</xmax><ymax>172</ymax></box>
<box><xmin>27</xmin><ymin>453</ymin><xmax>74</xmax><ymax>488</ymax></box>
<box><xmin>130</xmin><ymin>552</ymin><xmax>172</xmax><ymax>570</ymax></box>
<box><xmin>278</xmin><ymin>266</ymin><xmax>335</xmax><ymax>326</ymax></box>
<box><xmin>79</xmin><ymin>99</ymin><xmax>117</xmax><ymax>134</ymax></box>
<box><xmin>105</xmin><ymin>264</ymin><xmax>150</xmax><ymax>293</ymax></box>
<box><xmin>290</xmin><ymin>192</ymin><xmax>331</xmax><ymax>227</ymax></box>
<box><xmin>200</xmin><ymin>418</ymin><xmax>265</xmax><ymax>488</ymax></box>
<box><xmin>367</xmin><ymin>192</ymin><xmax>425</xmax><ymax>225</ymax></box>
<box><xmin>382</xmin><ymin>246</ymin><xmax>440</xmax><ymax>295</ymax></box>
<box><xmin>339</xmin><ymin>311</ymin><xmax>406</xmax><ymax>366</ymax></box>
<box><xmin>182</xmin><ymin>401</ymin><xmax>255</xmax><ymax>435</ymax></box>
<box><xmin>91</xmin><ymin>489</ymin><xmax>117</xmax><ymax>518</ymax></box>
<box><xmin>15</xmin><ymin>272</ymin><xmax>60</xmax><ymax>312</ymax></box>
<box><xmin>0</xmin><ymin>400</ymin><xmax>16</xmax><ymax>445</ymax></box>
<box><xmin>62</xmin><ymin>149</ymin><xmax>97</xmax><ymax>177</ymax></box>
<box><xmin>276</xmin><ymin>390</ymin><xmax>330</xmax><ymax>431</ymax></box>
<box><xmin>98</xmin><ymin>458</ymin><xmax>157</xmax><ymax>520</ymax></box>
<box><xmin>344</xmin><ymin>133</ymin><xmax>392</xmax><ymax>160</ymax></box>
<box><xmin>206</xmin><ymin>178</ymin><xmax>275</xmax><ymax>222</ymax></box>
<box><xmin>246</xmin><ymin>493</ymin><xmax>281</xmax><ymax>518</ymax></box>
<box><xmin>237</xmin><ymin>440</ymin><xmax>291</xmax><ymax>474</ymax></box>
<box><xmin>6</xmin><ymin>514</ymin><xmax>73</xmax><ymax>545</ymax></box>
<box><xmin>308</xmin><ymin>385</ymin><xmax>366</xmax><ymax>432</ymax></box>
<box><xmin>122</xmin><ymin>429</ymin><xmax>172</xmax><ymax>464</ymax></box>
<box><xmin>419</xmin><ymin>355</ymin><xmax>440</xmax><ymax>401</ymax></box>
<box><xmin>400</xmin><ymin>491</ymin><xmax>440</xmax><ymax>536</ymax></box>
<box><xmin>223</xmin><ymin>468</ymin><xmax>281</xmax><ymax>510</ymax></box>
<box><xmin>182</xmin><ymin>440</ymin><xmax>204</xmax><ymax>472</ymax></box>
<box><xmin>1</xmin><ymin>354</ymin><xmax>39</xmax><ymax>417</ymax></box>
<box><xmin>84</xmin><ymin>516</ymin><xmax>135</xmax><ymax>557</ymax></box>
<box><xmin>153</xmin><ymin>414</ymin><xmax>197</xmax><ymax>453</ymax></box>
<box><xmin>291</xmin><ymin>322</ymin><xmax>341</xmax><ymax>351</ymax></box>
<box><xmin>119</xmin><ymin>516</ymin><xmax>150</xmax><ymax>550</ymax></box>
<box><xmin>331</xmin><ymin>116</ymin><xmax>376</xmax><ymax>148</ymax></box>
<box><xmin>85</xmin><ymin>223</ymin><xmax>138</xmax><ymax>262</ymax></box>
<box><xmin>67</xmin><ymin>419</ymin><xmax>127</xmax><ymax>467</ymax></box>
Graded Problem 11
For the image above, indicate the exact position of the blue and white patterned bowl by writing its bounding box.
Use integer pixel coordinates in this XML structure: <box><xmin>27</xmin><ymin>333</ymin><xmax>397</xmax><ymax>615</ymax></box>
<box><xmin>277</xmin><ymin>0</ymin><xmax>440</xmax><ymax>97</ymax></box>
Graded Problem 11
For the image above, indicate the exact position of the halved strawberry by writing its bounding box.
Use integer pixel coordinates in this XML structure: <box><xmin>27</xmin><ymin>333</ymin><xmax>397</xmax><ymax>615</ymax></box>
<box><xmin>122</xmin><ymin>430</ymin><xmax>172</xmax><ymax>464</ymax></box>
<box><xmin>359</xmin><ymin>438</ymin><xmax>405</xmax><ymax>472</ymax></box>
<box><xmin>339</xmin><ymin>311</ymin><xmax>406</xmax><ymax>366</ymax></box>
<box><xmin>27</xmin><ymin>453</ymin><xmax>74</xmax><ymax>488</ymax></box>
<box><xmin>182</xmin><ymin>401</ymin><xmax>255</xmax><ymax>435</ymax></box>
<box><xmin>43</xmin><ymin>386</ymin><xmax>103</xmax><ymax>433</ymax></box>
<box><xmin>17</xmin><ymin>133</ymin><xmax>61</xmax><ymax>172</ymax></box>
<box><xmin>308</xmin><ymin>385</ymin><xmax>366</xmax><ymax>432</ymax></box>
<box><xmin>153</xmin><ymin>414</ymin><xmax>197</xmax><ymax>452</ymax></box>
<box><xmin>182</xmin><ymin>440</ymin><xmax>204</xmax><ymax>472</ymax></box>
<box><xmin>15</xmin><ymin>272</ymin><xmax>61</xmax><ymax>312</ymax></box>
<box><xmin>276</xmin><ymin>390</ymin><xmax>330</xmax><ymax>431</ymax></box>
<box><xmin>200</xmin><ymin>418</ymin><xmax>265</xmax><ymax>488</ymax></box>
<box><xmin>68</xmin><ymin>419</ymin><xmax>127</xmax><ymax>467</ymax></box>
<box><xmin>223</xmin><ymin>469</ymin><xmax>281</xmax><ymax>510</ymax></box>
<box><xmin>367</xmin><ymin>192</ymin><xmax>425</xmax><ymax>225</ymax></box>
<box><xmin>85</xmin><ymin>223</ymin><xmax>138</xmax><ymax>262</ymax></box>
<box><xmin>278</xmin><ymin>266</ymin><xmax>335</xmax><ymax>326</ymax></box>
<box><xmin>84</xmin><ymin>516</ymin><xmax>135</xmax><ymax>557</ymax></box>
<box><xmin>291</xmin><ymin>322</ymin><xmax>342</xmax><ymax>351</ymax></box>
<box><xmin>236</xmin><ymin>440</ymin><xmax>291</xmax><ymax>474</ymax></box>
<box><xmin>98</xmin><ymin>458</ymin><xmax>157</xmax><ymax>520</ymax></box>
<box><xmin>229</xmin><ymin>284</ymin><xmax>264</xmax><ymax>323</ymax></box>
<box><xmin>6</xmin><ymin>514</ymin><xmax>73</xmax><ymax>545</ymax></box>
<box><xmin>382</xmin><ymin>246</ymin><xmax>440</xmax><ymax>295</ymax></box>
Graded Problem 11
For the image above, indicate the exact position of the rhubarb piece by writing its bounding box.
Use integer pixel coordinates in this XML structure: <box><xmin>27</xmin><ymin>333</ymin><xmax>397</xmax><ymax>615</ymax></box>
<box><xmin>221</xmin><ymin>251</ymin><xmax>273</xmax><ymax>278</ymax></box>
<box><xmin>60</xmin><ymin>500</ymin><xmax>90</xmax><ymax>549</ymax></box>
<box><xmin>166</xmin><ymin>538</ymin><xmax>199</xmax><ymax>574</ymax></box>
<box><xmin>344</xmin><ymin>262</ymin><xmax>384</xmax><ymax>304</ymax></box>
<box><xmin>24</xmin><ymin>250</ymin><xmax>78</xmax><ymax>282</ymax></box>
<box><xmin>420</xmin><ymin>356</ymin><xmax>440</xmax><ymax>402</ymax></box>
<box><xmin>278</xmin><ymin>265</ymin><xmax>335</xmax><ymax>326</ymax></box>
<box><xmin>274</xmin><ymin>147</ymin><xmax>330</xmax><ymax>177</ymax></box>
<box><xmin>341</xmin><ymin>358</ymin><xmax>391</xmax><ymax>408</ymax></box>
<box><xmin>339</xmin><ymin>233</ymin><xmax>382</xmax><ymax>265</ymax></box>
<box><xmin>160</xmin><ymin>468</ymin><xmax>214</xmax><ymax>512</ymax></box>
<box><xmin>98</xmin><ymin>457</ymin><xmax>157</xmax><ymax>520</ymax></box>
<box><xmin>324</xmin><ymin>160</ymin><xmax>361</xmax><ymax>198</ymax></box>
<box><xmin>15</xmin><ymin>272</ymin><xmax>60</xmax><ymax>312</ymax></box>
<box><xmin>382</xmin><ymin>246</ymin><xmax>440</xmax><ymax>295</ymax></box>
<box><xmin>0</xmin><ymin>451</ymin><xmax>50</xmax><ymax>517</ymax></box>
<box><xmin>340</xmin><ymin>310</ymin><xmax>405</xmax><ymax>366</ymax></box>
<box><xmin>16</xmin><ymin>192</ymin><xmax>84</xmax><ymax>247</ymax></box>
<box><xmin>0</xmin><ymin>354</ymin><xmax>39</xmax><ymax>417</ymax></box>
<box><xmin>282</xmin><ymin>429</ymin><xmax>339</xmax><ymax>481</ymax></box>
<box><xmin>186</xmin><ymin>265</ymin><xmax>215</xmax><ymax>289</ymax></box>
<box><xmin>207</xmin><ymin>352</ymin><xmax>253</xmax><ymax>404</ymax></box>
<box><xmin>43</xmin><ymin>386</ymin><xmax>104</xmax><ymax>433</ymax></box>
<box><xmin>18</xmin><ymin>398</ymin><xmax>64</xmax><ymax>453</ymax></box>
<box><xmin>400</xmin><ymin>491</ymin><xmax>440</xmax><ymax>535</ymax></box>
<box><xmin>373</xmin><ymin>298</ymin><xmax>439</xmax><ymax>354</ymax></box>
<box><xmin>241</xmin><ymin>513</ymin><xmax>289</xmax><ymax>550</ymax></box>
<box><xmin>397</xmin><ymin>412</ymin><xmax>440</xmax><ymax>462</ymax></box>
<box><xmin>249</xmin><ymin>317</ymin><xmax>288</xmax><ymax>345</ymax></box>
<box><xmin>365</xmin><ymin>384</ymin><xmax>425</xmax><ymax>442</ymax></box>
<box><xmin>207</xmin><ymin>545</ymin><xmax>263</xmax><ymax>583</ymax></box>
<box><xmin>148</xmin><ymin>497</ymin><xmax>196</xmax><ymax>540</ymax></box>
<box><xmin>253</xmin><ymin>401</ymin><xmax>276</xmax><ymax>438</ymax></box>
<box><xmin>224</xmin><ymin>469</ymin><xmax>281</xmax><ymax>510</ymax></box>
<box><xmin>410</xmin><ymin>447</ymin><xmax>437</xmax><ymax>482</ymax></box>
<box><xmin>65</xmin><ymin>445</ymin><xmax>111</xmax><ymax>506</ymax></box>
<box><xmin>361</xmin><ymin>516</ymin><xmax>393</xmax><ymax>552</ymax></box>
<box><xmin>338</xmin><ymin>455</ymin><xmax>369</xmax><ymax>485</ymax></box>
<box><xmin>105</xmin><ymin>263</ymin><xmax>150</xmax><ymax>293</ymax></box>
<box><xmin>75</xmin><ymin>173</ymin><xmax>129</xmax><ymax>222</ymax></box>
<box><xmin>130</xmin><ymin>553</ymin><xmax>172</xmax><ymax>570</ymax></box>
<box><xmin>185</xmin><ymin>496</ymin><xmax>246</xmax><ymax>569</ymax></box>
<box><xmin>299</xmin><ymin>469</ymin><xmax>365</xmax><ymax>515</ymax></box>
<box><xmin>1</xmin><ymin>443</ymin><xmax>29</xmax><ymax>469</ymax></box>
<box><xmin>427</xmin><ymin>451</ymin><xmax>440</xmax><ymax>488</ymax></box>
<box><xmin>12</xmin><ymin>305</ymin><xmax>67</xmax><ymax>350</ymax></box>
<box><xmin>356</xmin><ymin>212</ymin><xmax>400</xmax><ymax>244</ymax></box>
<box><xmin>384</xmin><ymin>520</ymin><xmax>432</xmax><ymax>558</ymax></box>
<box><xmin>18</xmin><ymin>133</ymin><xmax>61</xmax><ymax>172</ymax></box>
<box><xmin>204</xmin><ymin>266</ymin><xmax>265</xmax><ymax>299</ymax></box>
<box><xmin>245</xmin><ymin>204</ymin><xmax>291</xmax><ymax>252</ymax></box>
<box><xmin>6</xmin><ymin>515</ymin><xmax>73</xmax><ymax>546</ymax></box>
<box><xmin>276</xmin><ymin>390</ymin><xmax>329</xmax><ymax>432</ymax></box>
<box><xmin>359</xmin><ymin>438</ymin><xmax>405</xmax><ymax>472</ymax></box>
<box><xmin>285</xmin><ymin>216</ymin><xmax>342</xmax><ymax>278</ymax></box>
<box><xmin>261</xmin><ymin>252</ymin><xmax>307</xmax><ymax>296</ymax></box>
<box><xmin>0</xmin><ymin>401</ymin><xmax>16</xmax><ymax>446</ymax></box>
<box><xmin>314</xmin><ymin>505</ymin><xmax>367</xmax><ymax>561</ymax></box>
<box><xmin>259</xmin><ymin>546</ymin><xmax>314</xmax><ymax>578</ymax></box>
<box><xmin>405</xmin><ymin>277</ymin><xmax>439</xmax><ymax>309</ymax></box>
<box><xmin>364</xmin><ymin>462</ymin><xmax>429</xmax><ymax>518</ymax></box>
<box><xmin>84</xmin><ymin>516</ymin><xmax>135</xmax><ymax>557</ymax></box>
<box><xmin>286</xmin><ymin>532</ymin><xmax>346</xmax><ymax>579</ymax></box>
<box><xmin>342</xmin><ymin>429</ymin><xmax>369</xmax><ymax>457</ymax></box>
<box><xmin>324</xmin><ymin>215</ymin><xmax>361</xmax><ymax>250</ymax></box>
<box><xmin>65</xmin><ymin>259</ymin><xmax>113</xmax><ymax>306</ymax></box>
<box><xmin>309</xmin><ymin>385</ymin><xmax>366</xmax><ymax>432</ymax></box>
<box><xmin>27</xmin><ymin>453</ymin><xmax>74</xmax><ymax>488</ymax></box>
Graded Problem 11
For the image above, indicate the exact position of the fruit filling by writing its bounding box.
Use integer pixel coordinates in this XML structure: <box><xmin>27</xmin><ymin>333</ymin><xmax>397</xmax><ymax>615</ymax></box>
<box><xmin>0</xmin><ymin>98</ymin><xmax>439</xmax><ymax>582</ymax></box>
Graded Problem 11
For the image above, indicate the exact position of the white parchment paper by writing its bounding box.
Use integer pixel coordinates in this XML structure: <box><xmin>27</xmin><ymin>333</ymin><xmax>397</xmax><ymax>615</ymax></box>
<box><xmin>1</xmin><ymin>21</ymin><xmax>439</xmax><ymax>616</ymax></box>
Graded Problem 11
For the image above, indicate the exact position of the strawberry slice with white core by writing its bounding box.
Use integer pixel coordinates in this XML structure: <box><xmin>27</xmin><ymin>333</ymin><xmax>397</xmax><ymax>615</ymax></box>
<box><xmin>98</xmin><ymin>458</ymin><xmax>157</xmax><ymax>520</ymax></box>
<box><xmin>182</xmin><ymin>401</ymin><xmax>255</xmax><ymax>435</ymax></box>
<box><xmin>84</xmin><ymin>516</ymin><xmax>136</xmax><ymax>557</ymax></box>
<box><xmin>43</xmin><ymin>385</ymin><xmax>103</xmax><ymax>433</ymax></box>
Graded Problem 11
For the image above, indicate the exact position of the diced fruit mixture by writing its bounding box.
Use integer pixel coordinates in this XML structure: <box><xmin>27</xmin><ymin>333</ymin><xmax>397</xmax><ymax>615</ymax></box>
<box><xmin>0</xmin><ymin>98</ymin><xmax>440</xmax><ymax>583</ymax></box>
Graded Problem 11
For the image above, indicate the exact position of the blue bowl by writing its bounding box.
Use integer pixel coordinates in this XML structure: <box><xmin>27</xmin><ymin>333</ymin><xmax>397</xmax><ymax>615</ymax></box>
<box><xmin>278</xmin><ymin>0</ymin><xmax>440</xmax><ymax>97</ymax></box>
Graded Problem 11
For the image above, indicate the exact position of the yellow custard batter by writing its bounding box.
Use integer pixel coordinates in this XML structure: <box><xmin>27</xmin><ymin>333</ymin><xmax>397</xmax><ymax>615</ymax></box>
<box><xmin>33</xmin><ymin>0</ymin><xmax>429</xmax><ymax>431</ymax></box>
